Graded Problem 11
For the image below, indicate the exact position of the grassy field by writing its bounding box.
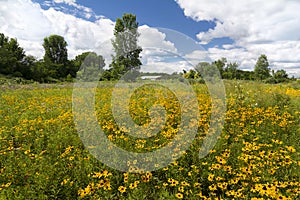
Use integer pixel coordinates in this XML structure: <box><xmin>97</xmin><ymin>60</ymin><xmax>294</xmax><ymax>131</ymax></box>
<box><xmin>0</xmin><ymin>80</ymin><xmax>299</xmax><ymax>199</ymax></box>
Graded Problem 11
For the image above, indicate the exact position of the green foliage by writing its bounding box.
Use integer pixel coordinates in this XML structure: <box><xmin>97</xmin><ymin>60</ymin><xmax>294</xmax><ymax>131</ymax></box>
<box><xmin>66</xmin><ymin>74</ymin><xmax>73</xmax><ymax>82</ymax></box>
<box><xmin>0</xmin><ymin>30</ymin><xmax>296</xmax><ymax>84</ymax></box>
<box><xmin>254</xmin><ymin>54</ymin><xmax>271</xmax><ymax>80</ymax></box>
<box><xmin>41</xmin><ymin>35</ymin><xmax>73</xmax><ymax>80</ymax></box>
<box><xmin>43</xmin><ymin>35</ymin><xmax>68</xmax><ymax>65</ymax></box>
<box><xmin>0</xmin><ymin>33</ymin><xmax>25</xmax><ymax>75</ymax></box>
<box><xmin>182</xmin><ymin>54</ymin><xmax>291</xmax><ymax>84</ymax></box>
<box><xmin>224</xmin><ymin>62</ymin><xmax>238</xmax><ymax>79</ymax></box>
<box><xmin>108</xmin><ymin>13</ymin><xmax>142</xmax><ymax>81</ymax></box>
<box><xmin>265</xmin><ymin>69</ymin><xmax>290</xmax><ymax>84</ymax></box>
<box><xmin>214</xmin><ymin>57</ymin><xmax>227</xmax><ymax>76</ymax></box>
<box><xmin>76</xmin><ymin>52</ymin><xmax>105</xmax><ymax>81</ymax></box>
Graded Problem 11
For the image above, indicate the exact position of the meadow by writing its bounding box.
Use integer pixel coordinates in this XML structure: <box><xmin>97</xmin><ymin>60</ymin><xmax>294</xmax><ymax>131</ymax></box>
<box><xmin>0</xmin><ymin>80</ymin><xmax>299</xmax><ymax>200</ymax></box>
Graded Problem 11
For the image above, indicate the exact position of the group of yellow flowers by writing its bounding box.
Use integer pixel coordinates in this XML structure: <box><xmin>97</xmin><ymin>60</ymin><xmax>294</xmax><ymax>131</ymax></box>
<box><xmin>0</xmin><ymin>81</ymin><xmax>299</xmax><ymax>199</ymax></box>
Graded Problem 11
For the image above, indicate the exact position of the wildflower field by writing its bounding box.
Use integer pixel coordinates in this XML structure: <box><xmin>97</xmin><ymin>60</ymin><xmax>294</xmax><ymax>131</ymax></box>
<box><xmin>0</xmin><ymin>80</ymin><xmax>299</xmax><ymax>200</ymax></box>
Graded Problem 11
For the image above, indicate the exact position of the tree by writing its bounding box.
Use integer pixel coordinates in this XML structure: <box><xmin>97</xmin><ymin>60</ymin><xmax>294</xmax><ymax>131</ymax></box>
<box><xmin>42</xmin><ymin>35</ymin><xmax>69</xmax><ymax>79</ymax></box>
<box><xmin>8</xmin><ymin>38</ymin><xmax>25</xmax><ymax>62</ymax></box>
<box><xmin>0</xmin><ymin>33</ymin><xmax>25</xmax><ymax>75</ymax></box>
<box><xmin>224</xmin><ymin>62</ymin><xmax>239</xmax><ymax>79</ymax></box>
<box><xmin>254</xmin><ymin>54</ymin><xmax>270</xmax><ymax>80</ymax></box>
<box><xmin>18</xmin><ymin>55</ymin><xmax>36</xmax><ymax>79</ymax></box>
<box><xmin>195</xmin><ymin>62</ymin><xmax>220</xmax><ymax>79</ymax></box>
<box><xmin>76</xmin><ymin>52</ymin><xmax>105</xmax><ymax>81</ymax></box>
<box><xmin>70</xmin><ymin>52</ymin><xmax>91</xmax><ymax>78</ymax></box>
<box><xmin>0</xmin><ymin>33</ymin><xmax>8</xmax><ymax>47</ymax></box>
<box><xmin>274</xmin><ymin>69</ymin><xmax>288</xmax><ymax>80</ymax></box>
<box><xmin>109</xmin><ymin>13</ymin><xmax>142</xmax><ymax>80</ymax></box>
<box><xmin>72</xmin><ymin>52</ymin><xmax>91</xmax><ymax>69</ymax></box>
<box><xmin>43</xmin><ymin>35</ymin><xmax>68</xmax><ymax>65</ymax></box>
<box><xmin>0</xmin><ymin>47</ymin><xmax>16</xmax><ymax>75</ymax></box>
<box><xmin>214</xmin><ymin>57</ymin><xmax>227</xmax><ymax>78</ymax></box>
<box><xmin>266</xmin><ymin>69</ymin><xmax>289</xmax><ymax>84</ymax></box>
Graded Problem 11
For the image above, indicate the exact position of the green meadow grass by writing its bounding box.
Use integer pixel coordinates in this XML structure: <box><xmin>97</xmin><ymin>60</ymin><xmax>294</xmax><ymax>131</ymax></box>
<box><xmin>0</xmin><ymin>80</ymin><xmax>299</xmax><ymax>199</ymax></box>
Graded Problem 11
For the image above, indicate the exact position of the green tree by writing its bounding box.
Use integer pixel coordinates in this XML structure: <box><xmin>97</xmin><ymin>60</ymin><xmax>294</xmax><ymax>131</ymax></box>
<box><xmin>28</xmin><ymin>59</ymin><xmax>49</xmax><ymax>82</ymax></box>
<box><xmin>0</xmin><ymin>33</ymin><xmax>8</xmax><ymax>47</ymax></box>
<box><xmin>266</xmin><ymin>69</ymin><xmax>289</xmax><ymax>84</ymax></box>
<box><xmin>214</xmin><ymin>57</ymin><xmax>227</xmax><ymax>78</ymax></box>
<box><xmin>109</xmin><ymin>13</ymin><xmax>142</xmax><ymax>80</ymax></box>
<box><xmin>224</xmin><ymin>62</ymin><xmax>239</xmax><ymax>79</ymax></box>
<box><xmin>0</xmin><ymin>33</ymin><xmax>25</xmax><ymax>75</ymax></box>
<box><xmin>254</xmin><ymin>54</ymin><xmax>270</xmax><ymax>80</ymax></box>
<box><xmin>8</xmin><ymin>38</ymin><xmax>25</xmax><ymax>62</ymax></box>
<box><xmin>237</xmin><ymin>70</ymin><xmax>255</xmax><ymax>80</ymax></box>
<box><xmin>42</xmin><ymin>35</ymin><xmax>69</xmax><ymax>79</ymax></box>
<box><xmin>69</xmin><ymin>52</ymin><xmax>91</xmax><ymax>78</ymax></box>
<box><xmin>76</xmin><ymin>52</ymin><xmax>105</xmax><ymax>81</ymax></box>
<box><xmin>0</xmin><ymin>47</ymin><xmax>16</xmax><ymax>75</ymax></box>
<box><xmin>18</xmin><ymin>55</ymin><xmax>36</xmax><ymax>79</ymax></box>
<box><xmin>195</xmin><ymin>62</ymin><xmax>219</xmax><ymax>79</ymax></box>
<box><xmin>72</xmin><ymin>52</ymin><xmax>91</xmax><ymax>69</ymax></box>
<box><xmin>274</xmin><ymin>69</ymin><xmax>288</xmax><ymax>80</ymax></box>
<box><xmin>43</xmin><ymin>35</ymin><xmax>68</xmax><ymax>64</ymax></box>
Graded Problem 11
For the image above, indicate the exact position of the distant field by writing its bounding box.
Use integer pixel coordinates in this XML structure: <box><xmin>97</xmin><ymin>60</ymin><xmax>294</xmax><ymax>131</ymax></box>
<box><xmin>0</xmin><ymin>80</ymin><xmax>299</xmax><ymax>199</ymax></box>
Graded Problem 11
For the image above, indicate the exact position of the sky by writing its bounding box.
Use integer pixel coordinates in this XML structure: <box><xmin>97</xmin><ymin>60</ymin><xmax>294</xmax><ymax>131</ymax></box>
<box><xmin>0</xmin><ymin>0</ymin><xmax>299</xmax><ymax>77</ymax></box>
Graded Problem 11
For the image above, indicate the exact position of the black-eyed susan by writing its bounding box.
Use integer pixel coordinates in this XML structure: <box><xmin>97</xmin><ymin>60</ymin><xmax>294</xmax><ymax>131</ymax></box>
<box><xmin>118</xmin><ymin>186</ymin><xmax>126</xmax><ymax>193</ymax></box>
<box><xmin>175</xmin><ymin>193</ymin><xmax>183</xmax><ymax>199</ymax></box>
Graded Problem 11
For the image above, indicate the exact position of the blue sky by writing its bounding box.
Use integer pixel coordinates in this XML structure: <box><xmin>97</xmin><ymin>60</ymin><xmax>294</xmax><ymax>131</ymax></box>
<box><xmin>66</xmin><ymin>0</ymin><xmax>212</xmax><ymax>38</ymax></box>
<box><xmin>0</xmin><ymin>0</ymin><xmax>299</xmax><ymax>76</ymax></box>
<box><xmin>35</xmin><ymin>0</ymin><xmax>233</xmax><ymax>49</ymax></box>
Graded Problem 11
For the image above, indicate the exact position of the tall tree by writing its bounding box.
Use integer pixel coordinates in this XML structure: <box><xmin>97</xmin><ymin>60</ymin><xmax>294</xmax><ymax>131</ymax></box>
<box><xmin>43</xmin><ymin>35</ymin><xmax>69</xmax><ymax>79</ymax></box>
<box><xmin>254</xmin><ymin>54</ymin><xmax>270</xmax><ymax>80</ymax></box>
<box><xmin>43</xmin><ymin>35</ymin><xmax>68</xmax><ymax>65</ymax></box>
<box><xmin>109</xmin><ymin>13</ymin><xmax>142</xmax><ymax>80</ymax></box>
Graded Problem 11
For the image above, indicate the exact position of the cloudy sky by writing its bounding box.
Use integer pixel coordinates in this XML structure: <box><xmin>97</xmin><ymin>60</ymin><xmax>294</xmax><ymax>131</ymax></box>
<box><xmin>0</xmin><ymin>0</ymin><xmax>299</xmax><ymax>77</ymax></box>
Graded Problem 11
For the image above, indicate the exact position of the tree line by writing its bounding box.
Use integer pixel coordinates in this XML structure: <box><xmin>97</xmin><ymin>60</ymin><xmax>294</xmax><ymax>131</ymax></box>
<box><xmin>183</xmin><ymin>55</ymin><xmax>292</xmax><ymax>84</ymax></box>
<box><xmin>0</xmin><ymin>13</ymin><xmax>141</xmax><ymax>83</ymax></box>
<box><xmin>0</xmin><ymin>13</ymin><xmax>294</xmax><ymax>84</ymax></box>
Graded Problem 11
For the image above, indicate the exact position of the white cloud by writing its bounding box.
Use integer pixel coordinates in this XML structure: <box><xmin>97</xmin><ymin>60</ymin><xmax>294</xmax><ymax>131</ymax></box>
<box><xmin>176</xmin><ymin>0</ymin><xmax>300</xmax><ymax>43</ymax></box>
<box><xmin>138</xmin><ymin>25</ymin><xmax>182</xmax><ymax>72</ymax></box>
<box><xmin>175</xmin><ymin>0</ymin><xmax>300</xmax><ymax>77</ymax></box>
<box><xmin>53</xmin><ymin>0</ymin><xmax>94</xmax><ymax>18</ymax></box>
<box><xmin>139</xmin><ymin>25</ymin><xmax>177</xmax><ymax>53</ymax></box>
<box><xmin>141</xmin><ymin>60</ymin><xmax>189</xmax><ymax>74</ymax></box>
<box><xmin>0</xmin><ymin>0</ymin><xmax>187</xmax><ymax>73</ymax></box>
<box><xmin>183</xmin><ymin>50</ymin><xmax>211</xmax><ymax>66</ymax></box>
<box><xmin>138</xmin><ymin>26</ymin><xmax>212</xmax><ymax>73</ymax></box>
<box><xmin>0</xmin><ymin>0</ymin><xmax>115</xmax><ymax>60</ymax></box>
<box><xmin>54</xmin><ymin>0</ymin><xmax>76</xmax><ymax>4</ymax></box>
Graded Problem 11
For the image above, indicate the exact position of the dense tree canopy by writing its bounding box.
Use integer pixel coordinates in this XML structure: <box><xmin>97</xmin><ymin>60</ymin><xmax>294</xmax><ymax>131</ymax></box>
<box><xmin>0</xmin><ymin>33</ymin><xmax>25</xmax><ymax>75</ymax></box>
